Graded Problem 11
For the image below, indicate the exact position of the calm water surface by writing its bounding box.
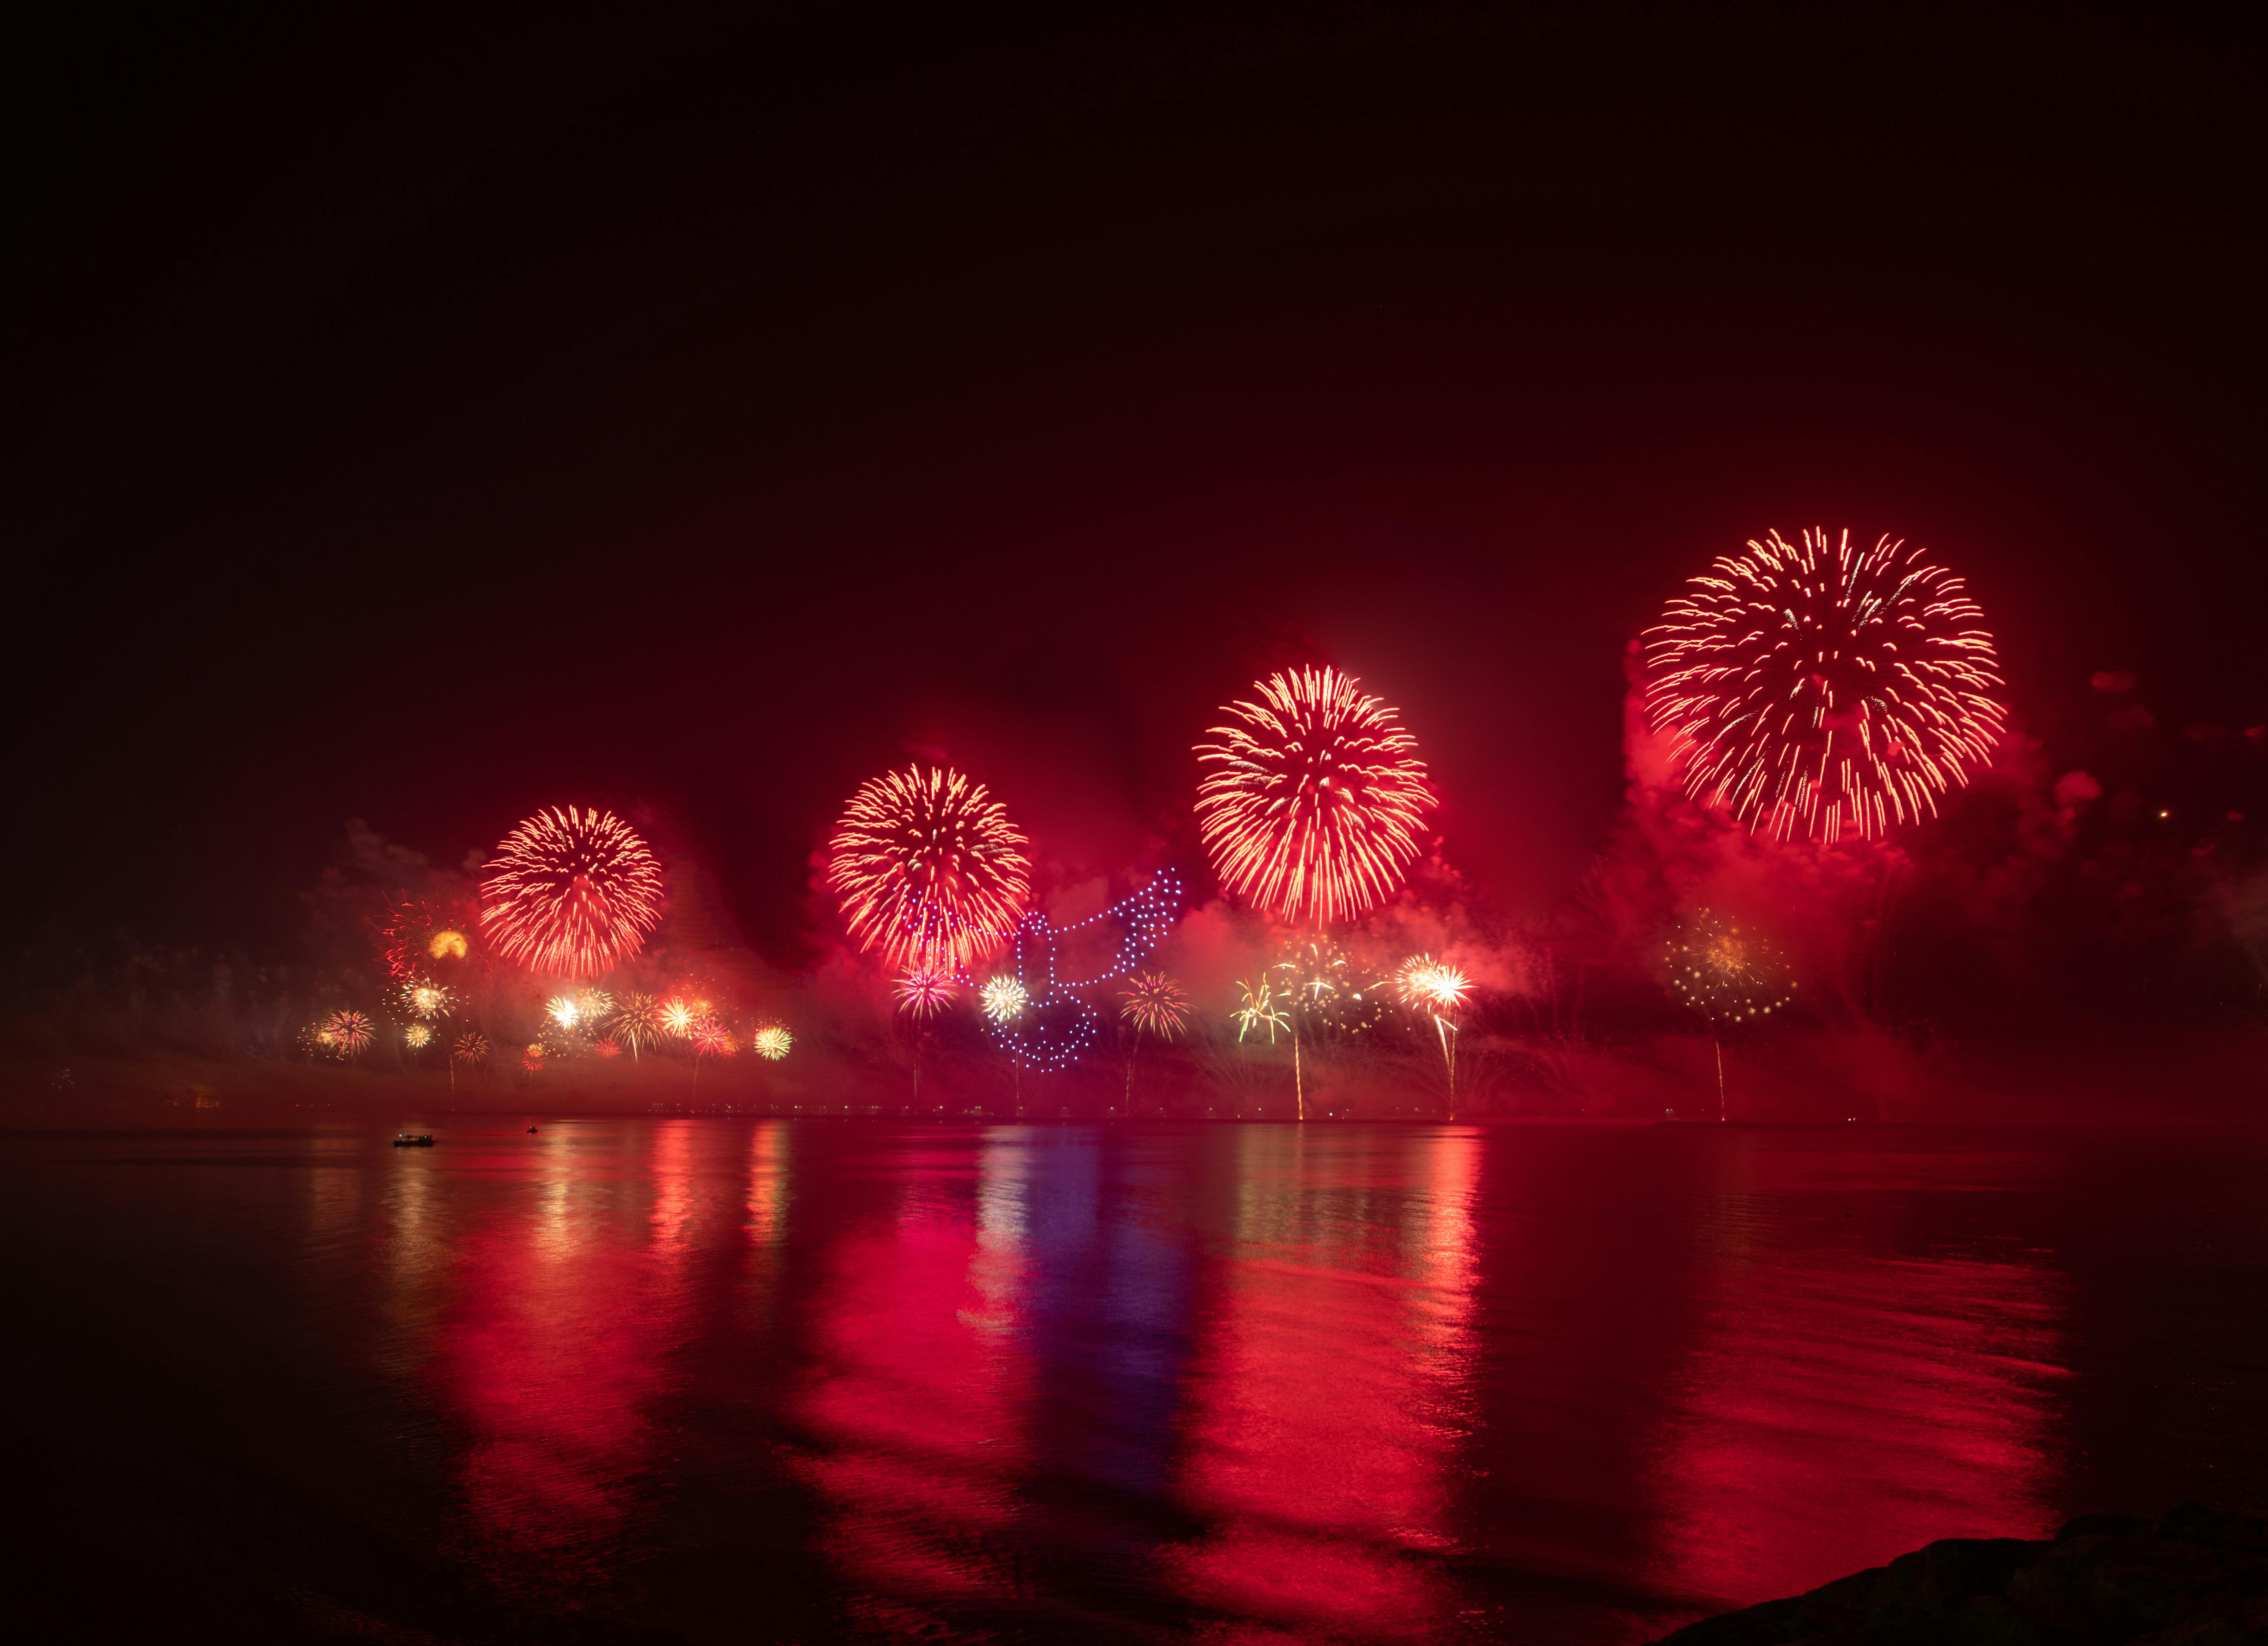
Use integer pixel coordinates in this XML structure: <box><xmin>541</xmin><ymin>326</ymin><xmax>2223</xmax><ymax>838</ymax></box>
<box><xmin>2</xmin><ymin>1119</ymin><xmax>2265</xmax><ymax>1643</ymax></box>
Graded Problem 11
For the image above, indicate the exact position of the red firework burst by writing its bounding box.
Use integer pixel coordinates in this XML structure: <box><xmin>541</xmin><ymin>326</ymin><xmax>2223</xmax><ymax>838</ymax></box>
<box><xmin>1192</xmin><ymin>666</ymin><xmax>1434</xmax><ymax>925</ymax></box>
<box><xmin>478</xmin><ymin>806</ymin><xmax>666</xmax><ymax>976</ymax></box>
<box><xmin>892</xmin><ymin>965</ymin><xmax>955</xmax><ymax>1019</ymax></box>
<box><xmin>1643</xmin><ymin>529</ymin><xmax>2006</xmax><ymax>842</ymax></box>
<box><xmin>825</xmin><ymin>765</ymin><xmax>1031</xmax><ymax>972</ymax></box>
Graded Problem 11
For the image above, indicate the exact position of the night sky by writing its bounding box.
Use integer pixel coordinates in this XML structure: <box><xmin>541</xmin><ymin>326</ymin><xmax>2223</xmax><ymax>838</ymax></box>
<box><xmin>9</xmin><ymin>4</ymin><xmax>2265</xmax><ymax>977</ymax></box>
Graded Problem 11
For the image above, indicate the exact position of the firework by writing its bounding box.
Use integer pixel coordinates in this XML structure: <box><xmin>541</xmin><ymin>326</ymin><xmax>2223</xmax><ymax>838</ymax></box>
<box><xmin>1194</xmin><ymin>666</ymin><xmax>1435</xmax><ymax>926</ymax></box>
<box><xmin>608</xmin><ymin>994</ymin><xmax>663</xmax><ymax>1057</ymax></box>
<box><xmin>452</xmin><ymin>1030</ymin><xmax>491</xmax><ymax>1066</ymax></box>
<box><xmin>545</xmin><ymin>994</ymin><xmax>584</xmax><ymax>1030</ymax></box>
<box><xmin>1119</xmin><ymin>972</ymin><xmax>1190</xmax><ymax>1040</ymax></box>
<box><xmin>522</xmin><ymin>1043</ymin><xmax>547</xmax><ymax>1074</ymax></box>
<box><xmin>1273</xmin><ymin>937</ymin><xmax>1385</xmax><ymax>1041</ymax></box>
<box><xmin>1394</xmin><ymin>956</ymin><xmax>1471</xmax><ymax>1016</ymax></box>
<box><xmin>752</xmin><ymin>1025</ymin><xmax>792</xmax><ymax>1061</ymax></box>
<box><xmin>1395</xmin><ymin>955</ymin><xmax>1471</xmax><ymax>1109</ymax></box>
<box><xmin>825</xmin><ymin>765</ymin><xmax>1032</xmax><ymax>972</ymax></box>
<box><xmin>660</xmin><ymin>999</ymin><xmax>698</xmax><ymax>1037</ymax></box>
<box><xmin>318</xmin><ymin>1009</ymin><xmax>374</xmax><ymax>1059</ymax></box>
<box><xmin>595</xmin><ymin>1037</ymin><xmax>621</xmax><ymax>1058</ymax></box>
<box><xmin>1663</xmin><ymin>909</ymin><xmax>1795</xmax><ymax>1024</ymax></box>
<box><xmin>379</xmin><ymin>899</ymin><xmax>475</xmax><ymax>981</ymax></box>
<box><xmin>1232</xmin><ymin>979</ymin><xmax>1290</xmax><ymax>1046</ymax></box>
<box><xmin>402</xmin><ymin>980</ymin><xmax>453</xmax><ymax>1018</ymax></box>
<box><xmin>478</xmin><ymin>805</ymin><xmax>667</xmax><ymax>976</ymax></box>
<box><xmin>691</xmin><ymin>1021</ymin><xmax>737</xmax><ymax>1058</ymax></box>
<box><xmin>979</xmin><ymin>975</ymin><xmax>1029</xmax><ymax>1024</ymax></box>
<box><xmin>404</xmin><ymin>1022</ymin><xmax>433</xmax><ymax>1050</ymax></box>
<box><xmin>893</xmin><ymin>966</ymin><xmax>955</xmax><ymax>1019</ymax></box>
<box><xmin>1643</xmin><ymin>528</ymin><xmax>2006</xmax><ymax>843</ymax></box>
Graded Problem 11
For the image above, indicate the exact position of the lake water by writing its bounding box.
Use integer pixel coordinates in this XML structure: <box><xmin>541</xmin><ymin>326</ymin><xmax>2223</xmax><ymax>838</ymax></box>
<box><xmin>3</xmin><ymin>1119</ymin><xmax>2265</xmax><ymax>1643</ymax></box>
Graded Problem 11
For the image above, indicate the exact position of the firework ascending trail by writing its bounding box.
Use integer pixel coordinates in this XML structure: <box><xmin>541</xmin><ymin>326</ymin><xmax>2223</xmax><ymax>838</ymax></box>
<box><xmin>1395</xmin><ymin>956</ymin><xmax>1471</xmax><ymax>1112</ymax></box>
<box><xmin>826</xmin><ymin>765</ymin><xmax>1032</xmax><ymax>972</ymax></box>
<box><xmin>1643</xmin><ymin>528</ymin><xmax>2006</xmax><ymax>843</ymax></box>
<box><xmin>479</xmin><ymin>806</ymin><xmax>666</xmax><ymax>976</ymax></box>
<box><xmin>1117</xmin><ymin>972</ymin><xmax>1190</xmax><ymax>1110</ymax></box>
<box><xmin>1193</xmin><ymin>666</ymin><xmax>1434</xmax><ymax>925</ymax></box>
<box><xmin>1664</xmin><ymin>908</ymin><xmax>1795</xmax><ymax>1120</ymax></box>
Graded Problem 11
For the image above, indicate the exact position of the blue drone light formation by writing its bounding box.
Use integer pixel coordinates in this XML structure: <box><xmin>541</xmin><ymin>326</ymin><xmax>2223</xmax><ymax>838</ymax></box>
<box><xmin>979</xmin><ymin>870</ymin><xmax>1182</xmax><ymax>1072</ymax></box>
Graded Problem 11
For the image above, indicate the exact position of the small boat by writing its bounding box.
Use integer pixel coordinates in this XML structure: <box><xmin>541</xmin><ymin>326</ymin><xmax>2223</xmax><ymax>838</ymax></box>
<box><xmin>526</xmin><ymin>1126</ymin><xmax>538</xmax><ymax>1134</ymax></box>
<box><xmin>392</xmin><ymin>1132</ymin><xmax>435</xmax><ymax>1148</ymax></box>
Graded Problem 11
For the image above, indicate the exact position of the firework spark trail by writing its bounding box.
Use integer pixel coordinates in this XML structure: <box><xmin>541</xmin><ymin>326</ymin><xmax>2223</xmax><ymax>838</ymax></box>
<box><xmin>825</xmin><ymin>765</ymin><xmax>1031</xmax><ymax>972</ymax></box>
<box><xmin>479</xmin><ymin>807</ymin><xmax>666</xmax><ymax>976</ymax></box>
<box><xmin>1643</xmin><ymin>528</ymin><xmax>2006</xmax><ymax>843</ymax></box>
<box><xmin>1194</xmin><ymin>666</ymin><xmax>1434</xmax><ymax>925</ymax></box>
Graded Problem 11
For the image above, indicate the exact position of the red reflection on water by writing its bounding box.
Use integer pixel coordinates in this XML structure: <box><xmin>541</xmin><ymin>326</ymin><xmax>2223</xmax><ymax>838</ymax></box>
<box><xmin>1643</xmin><ymin>1148</ymin><xmax>2069</xmax><ymax>1612</ymax></box>
<box><xmin>791</xmin><ymin>1130</ymin><xmax>1037</xmax><ymax>1628</ymax></box>
<box><xmin>1161</xmin><ymin>1128</ymin><xmax>1482</xmax><ymax>1641</ymax></box>
<box><xmin>432</xmin><ymin>1121</ymin><xmax>715</xmax><ymax>1596</ymax></box>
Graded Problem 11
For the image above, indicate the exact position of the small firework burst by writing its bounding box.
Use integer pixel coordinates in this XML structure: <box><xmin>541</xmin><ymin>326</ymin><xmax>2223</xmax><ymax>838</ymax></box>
<box><xmin>545</xmin><ymin>994</ymin><xmax>584</xmax><ymax>1031</ymax></box>
<box><xmin>660</xmin><ymin>999</ymin><xmax>698</xmax><ymax>1037</ymax></box>
<box><xmin>1394</xmin><ymin>956</ymin><xmax>1472</xmax><ymax>1017</ymax></box>
<box><xmin>1643</xmin><ymin>528</ymin><xmax>2006</xmax><ymax>842</ymax></box>
<box><xmin>479</xmin><ymin>805</ymin><xmax>667</xmax><ymax>976</ymax></box>
<box><xmin>594</xmin><ymin>1037</ymin><xmax>621</xmax><ymax>1058</ymax></box>
<box><xmin>452</xmin><ymin>1030</ymin><xmax>491</xmax><ymax>1066</ymax></box>
<box><xmin>1232</xmin><ymin>979</ymin><xmax>1290</xmax><ymax>1045</ymax></box>
<box><xmin>378</xmin><ymin>899</ymin><xmax>477</xmax><ymax>981</ymax></box>
<box><xmin>825</xmin><ymin>764</ymin><xmax>1032</xmax><ymax>972</ymax></box>
<box><xmin>892</xmin><ymin>965</ymin><xmax>955</xmax><ymax>1020</ymax></box>
<box><xmin>691</xmin><ymin>1021</ymin><xmax>737</xmax><ymax>1058</ymax></box>
<box><xmin>1194</xmin><ymin>666</ymin><xmax>1435</xmax><ymax>926</ymax></box>
<box><xmin>1394</xmin><ymin>954</ymin><xmax>1471</xmax><ymax>1104</ymax></box>
<box><xmin>1273</xmin><ymin>938</ymin><xmax>1384</xmax><ymax>1041</ymax></box>
<box><xmin>404</xmin><ymin>1022</ymin><xmax>433</xmax><ymax>1050</ymax></box>
<box><xmin>752</xmin><ymin>1025</ymin><xmax>793</xmax><ymax>1061</ymax></box>
<box><xmin>608</xmin><ymin>994</ymin><xmax>663</xmax><ymax>1056</ymax></box>
<box><xmin>1119</xmin><ymin>972</ymin><xmax>1190</xmax><ymax>1040</ymax></box>
<box><xmin>979</xmin><ymin>975</ymin><xmax>1028</xmax><ymax>1025</ymax></box>
<box><xmin>321</xmin><ymin>1009</ymin><xmax>375</xmax><ymax>1059</ymax></box>
<box><xmin>402</xmin><ymin>980</ymin><xmax>453</xmax><ymax>1019</ymax></box>
<box><xmin>522</xmin><ymin>1044</ymin><xmax>547</xmax><ymax>1075</ymax></box>
<box><xmin>1664</xmin><ymin>909</ymin><xmax>1795</xmax><ymax>1024</ymax></box>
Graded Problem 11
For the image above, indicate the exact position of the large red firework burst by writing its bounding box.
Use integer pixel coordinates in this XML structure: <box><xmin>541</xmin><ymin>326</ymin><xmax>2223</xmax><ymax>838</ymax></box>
<box><xmin>478</xmin><ymin>806</ymin><xmax>666</xmax><ymax>976</ymax></box>
<box><xmin>825</xmin><ymin>765</ymin><xmax>1031</xmax><ymax>972</ymax></box>
<box><xmin>1643</xmin><ymin>529</ymin><xmax>2006</xmax><ymax>842</ymax></box>
<box><xmin>1192</xmin><ymin>665</ymin><xmax>1434</xmax><ymax>925</ymax></box>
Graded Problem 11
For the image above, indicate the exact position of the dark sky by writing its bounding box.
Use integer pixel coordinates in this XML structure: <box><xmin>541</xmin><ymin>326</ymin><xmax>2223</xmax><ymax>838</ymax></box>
<box><xmin>7</xmin><ymin>4</ymin><xmax>2265</xmax><ymax>967</ymax></box>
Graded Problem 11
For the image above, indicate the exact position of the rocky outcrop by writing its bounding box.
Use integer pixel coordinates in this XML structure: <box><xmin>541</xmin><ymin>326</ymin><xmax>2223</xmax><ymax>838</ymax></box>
<box><xmin>1655</xmin><ymin>1504</ymin><xmax>2268</xmax><ymax>1645</ymax></box>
